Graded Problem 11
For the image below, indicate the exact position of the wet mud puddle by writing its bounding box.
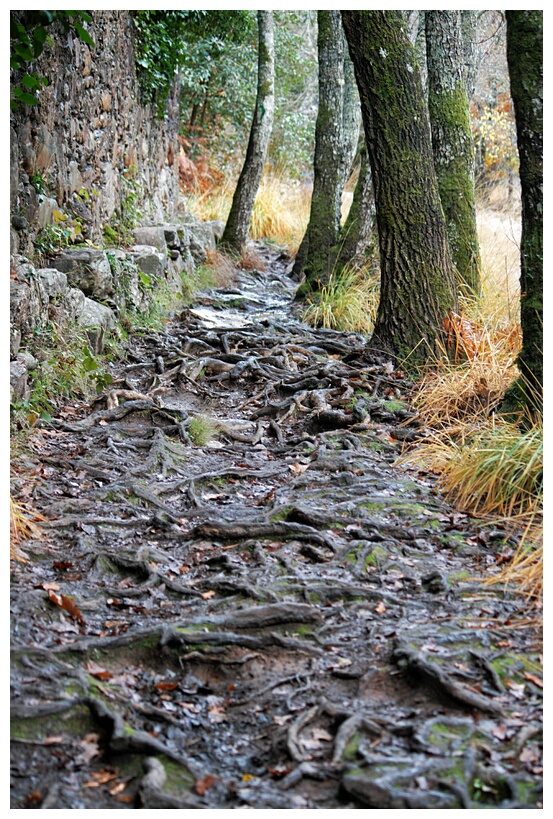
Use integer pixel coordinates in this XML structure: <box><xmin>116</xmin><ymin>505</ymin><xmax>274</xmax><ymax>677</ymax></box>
<box><xmin>11</xmin><ymin>246</ymin><xmax>542</xmax><ymax>808</ymax></box>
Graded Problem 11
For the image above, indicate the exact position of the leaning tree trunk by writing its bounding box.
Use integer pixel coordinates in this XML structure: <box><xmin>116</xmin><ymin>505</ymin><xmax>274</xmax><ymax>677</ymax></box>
<box><xmin>221</xmin><ymin>11</ymin><xmax>274</xmax><ymax>251</ymax></box>
<box><xmin>342</xmin><ymin>10</ymin><xmax>457</xmax><ymax>364</ymax></box>
<box><xmin>292</xmin><ymin>11</ymin><xmax>345</xmax><ymax>287</ymax></box>
<box><xmin>504</xmin><ymin>11</ymin><xmax>543</xmax><ymax>412</ymax></box>
<box><xmin>425</xmin><ymin>10</ymin><xmax>481</xmax><ymax>294</ymax></box>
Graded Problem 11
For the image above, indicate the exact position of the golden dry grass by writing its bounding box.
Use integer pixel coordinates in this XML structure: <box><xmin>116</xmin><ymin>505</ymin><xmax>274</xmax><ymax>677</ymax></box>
<box><xmin>400</xmin><ymin>202</ymin><xmax>542</xmax><ymax>601</ymax></box>
<box><xmin>303</xmin><ymin>265</ymin><xmax>380</xmax><ymax>335</ymax></box>
<box><xmin>10</xmin><ymin>495</ymin><xmax>46</xmax><ymax>562</ymax></box>
<box><xmin>185</xmin><ymin>172</ymin><xmax>311</xmax><ymax>253</ymax></box>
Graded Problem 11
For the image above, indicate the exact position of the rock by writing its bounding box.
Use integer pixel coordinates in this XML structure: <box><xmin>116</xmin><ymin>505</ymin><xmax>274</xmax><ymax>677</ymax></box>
<box><xmin>162</xmin><ymin>225</ymin><xmax>180</xmax><ymax>248</ymax></box>
<box><xmin>10</xmin><ymin>361</ymin><xmax>29</xmax><ymax>402</ymax></box>
<box><xmin>51</xmin><ymin>249</ymin><xmax>114</xmax><ymax>301</ymax></box>
<box><xmin>36</xmin><ymin>197</ymin><xmax>59</xmax><ymax>229</ymax></box>
<box><xmin>16</xmin><ymin>351</ymin><xmax>39</xmax><ymax>371</ymax></box>
<box><xmin>128</xmin><ymin>245</ymin><xmax>167</xmax><ymax>280</ymax></box>
<box><xmin>11</xmin><ymin>215</ymin><xmax>28</xmax><ymax>231</ymax></box>
<box><xmin>78</xmin><ymin>297</ymin><xmax>116</xmax><ymax>332</ymax></box>
<box><xmin>132</xmin><ymin>226</ymin><xmax>168</xmax><ymax>254</ymax></box>
<box><xmin>37</xmin><ymin>268</ymin><xmax>68</xmax><ymax>299</ymax></box>
<box><xmin>11</xmin><ymin>257</ymin><xmax>48</xmax><ymax>339</ymax></box>
<box><xmin>188</xmin><ymin>222</ymin><xmax>216</xmax><ymax>264</ymax></box>
<box><xmin>77</xmin><ymin>297</ymin><xmax>117</xmax><ymax>354</ymax></box>
<box><xmin>63</xmin><ymin>287</ymin><xmax>86</xmax><ymax>324</ymax></box>
<box><xmin>208</xmin><ymin>219</ymin><xmax>225</xmax><ymax>241</ymax></box>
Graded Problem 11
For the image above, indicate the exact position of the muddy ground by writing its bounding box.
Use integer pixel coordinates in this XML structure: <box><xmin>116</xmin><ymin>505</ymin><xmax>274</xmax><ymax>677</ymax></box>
<box><xmin>10</xmin><ymin>247</ymin><xmax>542</xmax><ymax>809</ymax></box>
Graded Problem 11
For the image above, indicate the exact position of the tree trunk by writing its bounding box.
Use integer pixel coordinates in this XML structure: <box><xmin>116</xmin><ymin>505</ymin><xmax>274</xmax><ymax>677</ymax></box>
<box><xmin>221</xmin><ymin>11</ymin><xmax>275</xmax><ymax>251</ymax></box>
<box><xmin>504</xmin><ymin>11</ymin><xmax>543</xmax><ymax>412</ymax></box>
<box><xmin>460</xmin><ymin>11</ymin><xmax>479</xmax><ymax>102</ymax></box>
<box><xmin>292</xmin><ymin>11</ymin><xmax>345</xmax><ymax>286</ymax></box>
<box><xmin>425</xmin><ymin>10</ymin><xmax>481</xmax><ymax>294</ymax></box>
<box><xmin>342</xmin><ymin>10</ymin><xmax>457</xmax><ymax>364</ymax></box>
<box><xmin>336</xmin><ymin>140</ymin><xmax>376</xmax><ymax>270</ymax></box>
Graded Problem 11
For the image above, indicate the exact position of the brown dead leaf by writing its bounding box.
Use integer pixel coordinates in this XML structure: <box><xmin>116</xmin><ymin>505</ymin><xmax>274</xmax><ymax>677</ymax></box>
<box><xmin>289</xmin><ymin>462</ymin><xmax>309</xmax><ymax>475</ymax></box>
<box><xmin>491</xmin><ymin>724</ymin><xmax>508</xmax><ymax>740</ymax></box>
<box><xmin>194</xmin><ymin>775</ymin><xmax>217</xmax><ymax>795</ymax></box>
<box><xmin>43</xmin><ymin>736</ymin><xmax>64</xmax><ymax>745</ymax></box>
<box><xmin>155</xmin><ymin>681</ymin><xmax>179</xmax><ymax>692</ymax></box>
<box><xmin>523</xmin><ymin>672</ymin><xmax>543</xmax><ymax>688</ymax></box>
<box><xmin>201</xmin><ymin>590</ymin><xmax>216</xmax><ymax>600</ymax></box>
<box><xmin>375</xmin><ymin>601</ymin><xmax>387</xmax><ymax>615</ymax></box>
<box><xmin>109</xmin><ymin>781</ymin><xmax>127</xmax><ymax>796</ymax></box>
<box><xmin>37</xmin><ymin>581</ymin><xmax>61</xmax><ymax>592</ymax></box>
<box><xmin>77</xmin><ymin>734</ymin><xmax>101</xmax><ymax>766</ymax></box>
<box><xmin>47</xmin><ymin>590</ymin><xmax>86</xmax><ymax>625</ymax></box>
<box><xmin>86</xmin><ymin>660</ymin><xmax>113</xmax><ymax>681</ymax></box>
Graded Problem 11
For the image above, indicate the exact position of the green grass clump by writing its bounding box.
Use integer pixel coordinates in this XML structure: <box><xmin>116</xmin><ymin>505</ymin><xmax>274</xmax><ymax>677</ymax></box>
<box><xmin>188</xmin><ymin>414</ymin><xmax>219</xmax><ymax>446</ymax></box>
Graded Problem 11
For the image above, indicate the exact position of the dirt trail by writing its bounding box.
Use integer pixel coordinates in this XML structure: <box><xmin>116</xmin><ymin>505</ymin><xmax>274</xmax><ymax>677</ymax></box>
<box><xmin>11</xmin><ymin>246</ymin><xmax>542</xmax><ymax>809</ymax></box>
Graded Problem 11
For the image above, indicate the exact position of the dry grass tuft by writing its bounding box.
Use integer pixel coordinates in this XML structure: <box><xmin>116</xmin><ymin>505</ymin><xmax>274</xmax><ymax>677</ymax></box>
<box><xmin>237</xmin><ymin>246</ymin><xmax>266</xmax><ymax>272</ymax></box>
<box><xmin>303</xmin><ymin>265</ymin><xmax>380</xmax><ymax>335</ymax></box>
<box><xmin>203</xmin><ymin>249</ymin><xmax>237</xmax><ymax>288</ymax></box>
<box><xmin>10</xmin><ymin>495</ymin><xmax>46</xmax><ymax>562</ymax></box>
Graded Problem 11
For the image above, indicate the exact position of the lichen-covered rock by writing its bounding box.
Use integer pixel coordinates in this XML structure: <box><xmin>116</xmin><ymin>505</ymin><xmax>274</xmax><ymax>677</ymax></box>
<box><xmin>63</xmin><ymin>287</ymin><xmax>87</xmax><ymax>324</ymax></box>
<box><xmin>77</xmin><ymin>296</ymin><xmax>117</xmax><ymax>354</ymax></box>
<box><xmin>10</xmin><ymin>361</ymin><xmax>30</xmax><ymax>402</ymax></box>
<box><xmin>132</xmin><ymin>227</ymin><xmax>168</xmax><ymax>254</ymax></box>
<box><xmin>11</xmin><ymin>257</ymin><xmax>48</xmax><ymax>340</ymax></box>
<box><xmin>128</xmin><ymin>245</ymin><xmax>167</xmax><ymax>280</ymax></box>
<box><xmin>37</xmin><ymin>268</ymin><xmax>68</xmax><ymax>300</ymax></box>
<box><xmin>51</xmin><ymin>249</ymin><xmax>114</xmax><ymax>301</ymax></box>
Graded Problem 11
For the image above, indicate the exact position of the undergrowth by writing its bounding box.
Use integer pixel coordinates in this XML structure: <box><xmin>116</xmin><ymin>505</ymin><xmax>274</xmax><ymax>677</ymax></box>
<box><xmin>303</xmin><ymin>264</ymin><xmax>380</xmax><ymax>334</ymax></box>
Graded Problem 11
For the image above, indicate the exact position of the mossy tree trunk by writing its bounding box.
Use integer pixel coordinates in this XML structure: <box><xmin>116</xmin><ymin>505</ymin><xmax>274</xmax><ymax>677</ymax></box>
<box><xmin>504</xmin><ymin>11</ymin><xmax>543</xmax><ymax>412</ymax></box>
<box><xmin>425</xmin><ymin>11</ymin><xmax>481</xmax><ymax>294</ymax></box>
<box><xmin>221</xmin><ymin>11</ymin><xmax>274</xmax><ymax>251</ymax></box>
<box><xmin>293</xmin><ymin>11</ymin><xmax>359</xmax><ymax>288</ymax></box>
<box><xmin>341</xmin><ymin>10</ymin><xmax>457</xmax><ymax>364</ymax></box>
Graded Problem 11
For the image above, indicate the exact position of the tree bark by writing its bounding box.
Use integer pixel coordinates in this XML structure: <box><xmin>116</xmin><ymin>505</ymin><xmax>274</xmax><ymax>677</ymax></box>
<box><xmin>342</xmin><ymin>10</ymin><xmax>457</xmax><ymax>364</ymax></box>
<box><xmin>221</xmin><ymin>11</ymin><xmax>275</xmax><ymax>250</ymax></box>
<box><xmin>336</xmin><ymin>140</ymin><xmax>376</xmax><ymax>270</ymax></box>
<box><xmin>425</xmin><ymin>11</ymin><xmax>481</xmax><ymax>294</ymax></box>
<box><xmin>504</xmin><ymin>11</ymin><xmax>543</xmax><ymax>411</ymax></box>
<box><xmin>292</xmin><ymin>11</ymin><xmax>345</xmax><ymax>286</ymax></box>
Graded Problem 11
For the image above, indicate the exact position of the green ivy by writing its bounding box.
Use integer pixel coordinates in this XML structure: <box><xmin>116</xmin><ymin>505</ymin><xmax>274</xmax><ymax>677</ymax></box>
<box><xmin>10</xmin><ymin>11</ymin><xmax>94</xmax><ymax>109</ymax></box>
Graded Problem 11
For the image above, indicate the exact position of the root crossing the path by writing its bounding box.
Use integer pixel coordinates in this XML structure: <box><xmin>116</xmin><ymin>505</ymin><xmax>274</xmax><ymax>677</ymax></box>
<box><xmin>11</xmin><ymin>246</ymin><xmax>542</xmax><ymax>809</ymax></box>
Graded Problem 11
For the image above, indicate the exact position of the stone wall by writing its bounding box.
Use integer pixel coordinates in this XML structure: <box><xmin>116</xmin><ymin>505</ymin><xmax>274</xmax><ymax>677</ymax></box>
<box><xmin>10</xmin><ymin>11</ymin><xmax>180</xmax><ymax>256</ymax></box>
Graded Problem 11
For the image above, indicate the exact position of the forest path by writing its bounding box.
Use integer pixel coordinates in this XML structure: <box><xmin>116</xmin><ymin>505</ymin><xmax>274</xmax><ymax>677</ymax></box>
<box><xmin>11</xmin><ymin>245</ymin><xmax>542</xmax><ymax>809</ymax></box>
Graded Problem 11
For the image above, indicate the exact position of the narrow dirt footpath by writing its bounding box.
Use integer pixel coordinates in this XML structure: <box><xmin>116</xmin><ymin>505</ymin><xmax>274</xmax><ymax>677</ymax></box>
<box><xmin>11</xmin><ymin>246</ymin><xmax>542</xmax><ymax>809</ymax></box>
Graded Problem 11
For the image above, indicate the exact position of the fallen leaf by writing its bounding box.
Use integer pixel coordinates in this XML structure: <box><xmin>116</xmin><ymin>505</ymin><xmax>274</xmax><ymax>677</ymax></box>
<box><xmin>201</xmin><ymin>590</ymin><xmax>216</xmax><ymax>600</ymax></box>
<box><xmin>115</xmin><ymin>795</ymin><xmax>134</xmax><ymax>803</ymax></box>
<box><xmin>491</xmin><ymin>725</ymin><xmax>508</xmax><ymax>740</ymax></box>
<box><xmin>48</xmin><ymin>590</ymin><xmax>86</xmax><ymax>625</ymax></box>
<box><xmin>273</xmin><ymin>714</ymin><xmax>292</xmax><ymax>725</ymax></box>
<box><xmin>194</xmin><ymin>775</ymin><xmax>217</xmax><ymax>795</ymax></box>
<box><xmin>155</xmin><ymin>681</ymin><xmax>179</xmax><ymax>692</ymax></box>
<box><xmin>77</xmin><ymin>734</ymin><xmax>101</xmax><ymax>766</ymax></box>
<box><xmin>375</xmin><ymin>601</ymin><xmax>387</xmax><ymax>615</ymax></box>
<box><xmin>523</xmin><ymin>672</ymin><xmax>543</xmax><ymax>688</ymax></box>
<box><xmin>109</xmin><ymin>781</ymin><xmax>127</xmax><ymax>796</ymax></box>
<box><xmin>44</xmin><ymin>736</ymin><xmax>64</xmax><ymax>745</ymax></box>
<box><xmin>37</xmin><ymin>581</ymin><xmax>61</xmax><ymax>591</ymax></box>
<box><xmin>86</xmin><ymin>660</ymin><xmax>113</xmax><ymax>681</ymax></box>
<box><xmin>289</xmin><ymin>462</ymin><xmax>309</xmax><ymax>475</ymax></box>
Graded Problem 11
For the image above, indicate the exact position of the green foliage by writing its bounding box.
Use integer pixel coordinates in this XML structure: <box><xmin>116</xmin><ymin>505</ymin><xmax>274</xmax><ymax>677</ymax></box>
<box><xmin>34</xmin><ymin>223</ymin><xmax>72</xmax><ymax>258</ymax></box>
<box><xmin>10</xmin><ymin>11</ymin><xmax>94</xmax><ymax>108</ymax></box>
<box><xmin>11</xmin><ymin>325</ymin><xmax>113</xmax><ymax>425</ymax></box>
